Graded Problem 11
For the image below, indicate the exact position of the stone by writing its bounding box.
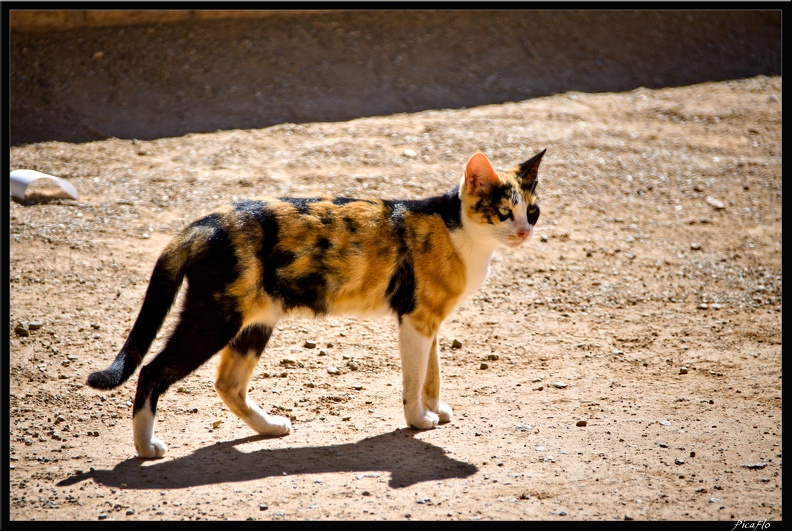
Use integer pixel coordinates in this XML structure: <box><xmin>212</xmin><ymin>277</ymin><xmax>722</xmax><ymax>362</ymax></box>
<box><xmin>705</xmin><ymin>196</ymin><xmax>726</xmax><ymax>210</ymax></box>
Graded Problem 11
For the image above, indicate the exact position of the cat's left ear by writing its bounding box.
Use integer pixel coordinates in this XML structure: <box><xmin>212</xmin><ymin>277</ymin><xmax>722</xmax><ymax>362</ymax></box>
<box><xmin>518</xmin><ymin>149</ymin><xmax>546</xmax><ymax>190</ymax></box>
<box><xmin>464</xmin><ymin>152</ymin><xmax>500</xmax><ymax>194</ymax></box>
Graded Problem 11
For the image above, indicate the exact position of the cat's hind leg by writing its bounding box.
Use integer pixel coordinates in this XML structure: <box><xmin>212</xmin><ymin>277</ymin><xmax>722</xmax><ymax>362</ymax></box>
<box><xmin>132</xmin><ymin>291</ymin><xmax>241</xmax><ymax>458</ymax></box>
<box><xmin>422</xmin><ymin>335</ymin><xmax>453</xmax><ymax>423</ymax></box>
<box><xmin>215</xmin><ymin>325</ymin><xmax>292</xmax><ymax>437</ymax></box>
<box><xmin>399</xmin><ymin>317</ymin><xmax>440</xmax><ymax>430</ymax></box>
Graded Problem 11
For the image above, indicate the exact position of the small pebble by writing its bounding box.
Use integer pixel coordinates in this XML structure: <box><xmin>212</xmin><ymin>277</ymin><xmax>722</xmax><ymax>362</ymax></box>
<box><xmin>575</xmin><ymin>420</ymin><xmax>587</xmax><ymax>427</ymax></box>
<box><xmin>675</xmin><ymin>458</ymin><xmax>685</xmax><ymax>465</ymax></box>
<box><xmin>28</xmin><ymin>321</ymin><xmax>44</xmax><ymax>330</ymax></box>
<box><xmin>679</xmin><ymin>367</ymin><xmax>689</xmax><ymax>374</ymax></box>
<box><xmin>327</xmin><ymin>367</ymin><xmax>340</xmax><ymax>375</ymax></box>
<box><xmin>705</xmin><ymin>196</ymin><xmax>726</xmax><ymax>210</ymax></box>
<box><xmin>451</xmin><ymin>339</ymin><xmax>463</xmax><ymax>349</ymax></box>
<box><xmin>480</xmin><ymin>362</ymin><xmax>489</xmax><ymax>370</ymax></box>
<box><xmin>741</xmin><ymin>462</ymin><xmax>767</xmax><ymax>470</ymax></box>
<box><xmin>625</xmin><ymin>514</ymin><xmax>634</xmax><ymax>521</ymax></box>
<box><xmin>552</xmin><ymin>382</ymin><xmax>567</xmax><ymax>389</ymax></box>
<box><xmin>658</xmin><ymin>420</ymin><xmax>672</xmax><ymax>426</ymax></box>
<box><xmin>303</xmin><ymin>340</ymin><xmax>317</xmax><ymax>349</ymax></box>
<box><xmin>690</xmin><ymin>242</ymin><xmax>702</xmax><ymax>250</ymax></box>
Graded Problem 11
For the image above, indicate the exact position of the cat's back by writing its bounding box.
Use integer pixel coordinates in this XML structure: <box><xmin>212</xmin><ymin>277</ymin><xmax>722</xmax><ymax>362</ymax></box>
<box><xmin>184</xmin><ymin>196</ymin><xmax>404</xmax><ymax>316</ymax></box>
<box><xmin>169</xmin><ymin>193</ymin><xmax>466</xmax><ymax>319</ymax></box>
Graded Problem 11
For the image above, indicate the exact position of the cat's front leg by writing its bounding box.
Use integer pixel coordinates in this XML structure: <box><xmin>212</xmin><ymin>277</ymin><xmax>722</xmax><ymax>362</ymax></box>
<box><xmin>423</xmin><ymin>335</ymin><xmax>453</xmax><ymax>423</ymax></box>
<box><xmin>399</xmin><ymin>317</ymin><xmax>440</xmax><ymax>429</ymax></box>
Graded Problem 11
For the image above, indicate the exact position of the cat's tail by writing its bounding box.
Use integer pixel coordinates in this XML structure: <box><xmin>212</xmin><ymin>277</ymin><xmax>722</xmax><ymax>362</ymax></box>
<box><xmin>87</xmin><ymin>247</ymin><xmax>187</xmax><ymax>390</ymax></box>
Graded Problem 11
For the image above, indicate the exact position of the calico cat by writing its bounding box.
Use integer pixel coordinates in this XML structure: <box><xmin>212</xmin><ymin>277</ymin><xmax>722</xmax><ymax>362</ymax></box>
<box><xmin>87</xmin><ymin>150</ymin><xmax>545</xmax><ymax>458</ymax></box>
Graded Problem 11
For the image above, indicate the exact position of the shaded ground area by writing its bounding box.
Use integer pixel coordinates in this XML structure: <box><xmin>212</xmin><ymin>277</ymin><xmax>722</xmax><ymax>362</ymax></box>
<box><xmin>9</xmin><ymin>9</ymin><xmax>781</xmax><ymax>145</ymax></box>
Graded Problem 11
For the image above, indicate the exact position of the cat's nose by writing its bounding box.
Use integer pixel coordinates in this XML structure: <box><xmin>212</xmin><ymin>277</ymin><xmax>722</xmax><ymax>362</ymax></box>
<box><xmin>517</xmin><ymin>227</ymin><xmax>531</xmax><ymax>240</ymax></box>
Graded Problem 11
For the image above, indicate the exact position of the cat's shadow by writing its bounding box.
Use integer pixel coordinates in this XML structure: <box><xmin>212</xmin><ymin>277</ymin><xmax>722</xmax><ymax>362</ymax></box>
<box><xmin>57</xmin><ymin>428</ymin><xmax>477</xmax><ymax>489</ymax></box>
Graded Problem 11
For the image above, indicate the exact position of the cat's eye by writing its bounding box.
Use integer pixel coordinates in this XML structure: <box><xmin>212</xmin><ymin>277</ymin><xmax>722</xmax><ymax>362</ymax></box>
<box><xmin>498</xmin><ymin>207</ymin><xmax>512</xmax><ymax>217</ymax></box>
<box><xmin>527</xmin><ymin>205</ymin><xmax>540</xmax><ymax>224</ymax></box>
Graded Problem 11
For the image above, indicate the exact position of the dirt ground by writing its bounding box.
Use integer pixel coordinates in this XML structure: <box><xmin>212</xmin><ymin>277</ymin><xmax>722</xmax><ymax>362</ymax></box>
<box><xmin>7</xmin><ymin>11</ymin><xmax>782</xmax><ymax>522</ymax></box>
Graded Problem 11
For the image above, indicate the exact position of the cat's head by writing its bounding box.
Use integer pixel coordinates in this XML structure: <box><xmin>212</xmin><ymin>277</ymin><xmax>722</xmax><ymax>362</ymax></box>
<box><xmin>459</xmin><ymin>150</ymin><xmax>545</xmax><ymax>247</ymax></box>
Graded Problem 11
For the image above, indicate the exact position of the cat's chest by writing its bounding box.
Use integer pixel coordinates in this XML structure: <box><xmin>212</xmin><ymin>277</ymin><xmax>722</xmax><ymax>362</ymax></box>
<box><xmin>461</xmin><ymin>253</ymin><xmax>492</xmax><ymax>298</ymax></box>
<box><xmin>450</xmin><ymin>233</ymin><xmax>495</xmax><ymax>299</ymax></box>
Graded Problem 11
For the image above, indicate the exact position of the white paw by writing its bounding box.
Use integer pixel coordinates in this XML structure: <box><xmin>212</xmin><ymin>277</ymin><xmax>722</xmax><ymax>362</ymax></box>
<box><xmin>407</xmin><ymin>409</ymin><xmax>440</xmax><ymax>430</ymax></box>
<box><xmin>136</xmin><ymin>437</ymin><xmax>168</xmax><ymax>458</ymax></box>
<box><xmin>436</xmin><ymin>402</ymin><xmax>453</xmax><ymax>423</ymax></box>
<box><xmin>253</xmin><ymin>414</ymin><xmax>292</xmax><ymax>437</ymax></box>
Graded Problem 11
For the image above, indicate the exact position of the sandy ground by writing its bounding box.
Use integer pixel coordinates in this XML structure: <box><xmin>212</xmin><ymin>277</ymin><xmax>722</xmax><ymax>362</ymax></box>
<box><xmin>7</xmin><ymin>10</ymin><xmax>782</xmax><ymax>522</ymax></box>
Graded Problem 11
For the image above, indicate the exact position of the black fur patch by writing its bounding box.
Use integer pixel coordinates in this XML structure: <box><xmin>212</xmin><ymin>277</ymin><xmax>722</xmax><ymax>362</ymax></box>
<box><xmin>183</xmin><ymin>215</ymin><xmax>239</xmax><ymax>304</ymax></box>
<box><xmin>280</xmin><ymin>196</ymin><xmax>324</xmax><ymax>214</ymax></box>
<box><xmin>470</xmin><ymin>184</ymin><xmax>513</xmax><ymax>224</ymax></box>
<box><xmin>332</xmin><ymin>197</ymin><xmax>376</xmax><ymax>206</ymax></box>
<box><xmin>528</xmin><ymin>206</ymin><xmax>540</xmax><ymax>226</ymax></box>
<box><xmin>389</xmin><ymin>187</ymin><xmax>462</xmax><ymax>230</ymax></box>
<box><xmin>383</xmin><ymin>207</ymin><xmax>416</xmax><ymax>316</ymax></box>
<box><xmin>343</xmin><ymin>215</ymin><xmax>359</xmax><ymax>233</ymax></box>
<box><xmin>386</xmin><ymin>255</ymin><xmax>416</xmax><ymax>316</ymax></box>
<box><xmin>229</xmin><ymin>325</ymin><xmax>272</xmax><ymax>356</ymax></box>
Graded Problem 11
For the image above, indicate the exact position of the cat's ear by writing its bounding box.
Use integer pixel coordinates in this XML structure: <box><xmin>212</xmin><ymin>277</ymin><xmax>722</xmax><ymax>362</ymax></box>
<box><xmin>518</xmin><ymin>149</ymin><xmax>546</xmax><ymax>190</ymax></box>
<box><xmin>464</xmin><ymin>153</ymin><xmax>500</xmax><ymax>193</ymax></box>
